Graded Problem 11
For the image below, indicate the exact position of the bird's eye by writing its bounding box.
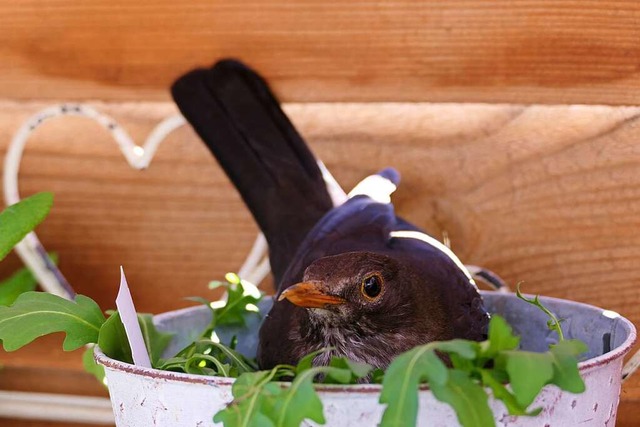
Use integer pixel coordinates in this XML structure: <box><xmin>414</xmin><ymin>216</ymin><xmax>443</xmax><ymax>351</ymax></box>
<box><xmin>361</xmin><ymin>274</ymin><xmax>383</xmax><ymax>300</ymax></box>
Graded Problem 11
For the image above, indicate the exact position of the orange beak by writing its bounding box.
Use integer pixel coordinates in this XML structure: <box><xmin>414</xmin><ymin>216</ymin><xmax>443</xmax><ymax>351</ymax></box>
<box><xmin>278</xmin><ymin>282</ymin><xmax>346</xmax><ymax>308</ymax></box>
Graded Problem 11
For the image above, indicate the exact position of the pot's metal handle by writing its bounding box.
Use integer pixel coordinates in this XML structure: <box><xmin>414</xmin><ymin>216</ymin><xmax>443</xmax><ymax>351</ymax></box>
<box><xmin>465</xmin><ymin>265</ymin><xmax>511</xmax><ymax>293</ymax></box>
<box><xmin>622</xmin><ymin>349</ymin><xmax>640</xmax><ymax>381</ymax></box>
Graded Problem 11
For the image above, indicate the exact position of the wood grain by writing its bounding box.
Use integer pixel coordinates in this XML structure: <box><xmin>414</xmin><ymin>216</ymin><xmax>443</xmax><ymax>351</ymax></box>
<box><xmin>1</xmin><ymin>1</ymin><xmax>640</xmax><ymax>104</ymax></box>
<box><xmin>0</xmin><ymin>101</ymin><xmax>639</xmax><ymax>420</ymax></box>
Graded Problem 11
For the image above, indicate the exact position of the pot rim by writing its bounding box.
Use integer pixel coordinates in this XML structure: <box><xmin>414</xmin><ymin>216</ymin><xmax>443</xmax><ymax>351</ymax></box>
<box><xmin>94</xmin><ymin>292</ymin><xmax>637</xmax><ymax>393</ymax></box>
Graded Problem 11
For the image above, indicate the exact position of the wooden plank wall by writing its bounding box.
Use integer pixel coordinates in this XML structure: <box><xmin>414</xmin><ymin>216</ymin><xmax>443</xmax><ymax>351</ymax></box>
<box><xmin>1</xmin><ymin>1</ymin><xmax>639</xmax><ymax>425</ymax></box>
<box><xmin>0</xmin><ymin>1</ymin><xmax>639</xmax><ymax>104</ymax></box>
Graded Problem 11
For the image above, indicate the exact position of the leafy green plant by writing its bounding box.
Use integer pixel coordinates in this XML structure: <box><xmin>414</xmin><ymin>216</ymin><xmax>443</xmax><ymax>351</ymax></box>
<box><xmin>157</xmin><ymin>272</ymin><xmax>262</xmax><ymax>376</ymax></box>
<box><xmin>213</xmin><ymin>354</ymin><xmax>371</xmax><ymax>427</ymax></box>
<box><xmin>214</xmin><ymin>312</ymin><xmax>585</xmax><ymax>427</ymax></box>
<box><xmin>197</xmin><ymin>281</ymin><xmax>586</xmax><ymax>427</ymax></box>
<box><xmin>0</xmin><ymin>192</ymin><xmax>588</xmax><ymax>426</ymax></box>
<box><xmin>378</xmin><ymin>316</ymin><xmax>586</xmax><ymax>427</ymax></box>
<box><xmin>0</xmin><ymin>272</ymin><xmax>587</xmax><ymax>427</ymax></box>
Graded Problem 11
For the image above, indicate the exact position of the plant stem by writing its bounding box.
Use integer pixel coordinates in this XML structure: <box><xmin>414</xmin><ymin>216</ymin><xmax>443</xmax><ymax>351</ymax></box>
<box><xmin>515</xmin><ymin>283</ymin><xmax>564</xmax><ymax>341</ymax></box>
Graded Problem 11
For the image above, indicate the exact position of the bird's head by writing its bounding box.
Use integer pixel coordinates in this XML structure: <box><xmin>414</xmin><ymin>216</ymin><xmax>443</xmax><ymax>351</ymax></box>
<box><xmin>277</xmin><ymin>251</ymin><xmax>450</xmax><ymax>344</ymax></box>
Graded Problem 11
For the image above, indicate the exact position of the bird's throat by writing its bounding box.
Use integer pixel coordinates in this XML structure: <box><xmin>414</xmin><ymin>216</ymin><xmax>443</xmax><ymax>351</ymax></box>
<box><xmin>294</xmin><ymin>310</ymin><xmax>394</xmax><ymax>370</ymax></box>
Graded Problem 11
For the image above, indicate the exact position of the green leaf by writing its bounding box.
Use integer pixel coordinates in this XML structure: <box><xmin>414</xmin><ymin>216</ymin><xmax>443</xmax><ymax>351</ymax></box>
<box><xmin>216</xmin><ymin>294</ymin><xmax>259</xmax><ymax>328</ymax></box>
<box><xmin>82</xmin><ymin>344</ymin><xmax>106</xmax><ymax>386</ymax></box>
<box><xmin>270</xmin><ymin>367</ymin><xmax>327</xmax><ymax>427</ymax></box>
<box><xmin>208</xmin><ymin>278</ymin><xmax>262</xmax><ymax>329</ymax></box>
<box><xmin>431</xmin><ymin>370</ymin><xmax>495</xmax><ymax>427</ymax></box>
<box><xmin>98</xmin><ymin>311</ymin><xmax>173</xmax><ymax>367</ymax></box>
<box><xmin>321</xmin><ymin>365</ymin><xmax>353</xmax><ymax>385</ymax></box>
<box><xmin>502</xmin><ymin>351</ymin><xmax>554</xmax><ymax>408</ymax></box>
<box><xmin>0</xmin><ymin>266</ymin><xmax>38</xmax><ymax>306</ymax></box>
<box><xmin>215</xmin><ymin>398</ymin><xmax>276</xmax><ymax>427</ymax></box>
<box><xmin>214</xmin><ymin>369</ymin><xmax>283</xmax><ymax>427</ymax></box>
<box><xmin>380</xmin><ymin>345</ymin><xmax>448</xmax><ymax>427</ymax></box>
<box><xmin>479</xmin><ymin>369</ymin><xmax>538</xmax><ymax>416</ymax></box>
<box><xmin>190</xmin><ymin>274</ymin><xmax>263</xmax><ymax>348</ymax></box>
<box><xmin>0</xmin><ymin>292</ymin><xmax>105</xmax><ymax>351</ymax></box>
<box><xmin>327</xmin><ymin>357</ymin><xmax>372</xmax><ymax>382</ymax></box>
<box><xmin>138</xmin><ymin>313</ymin><xmax>173</xmax><ymax>366</ymax></box>
<box><xmin>232</xmin><ymin>370</ymin><xmax>273</xmax><ymax>398</ymax></box>
<box><xmin>371</xmin><ymin>368</ymin><xmax>385</xmax><ymax>384</ymax></box>
<box><xmin>184</xmin><ymin>354</ymin><xmax>230</xmax><ymax>376</ymax></box>
<box><xmin>98</xmin><ymin>312</ymin><xmax>133</xmax><ymax>363</ymax></box>
<box><xmin>157</xmin><ymin>356</ymin><xmax>189</xmax><ymax>371</ymax></box>
<box><xmin>0</xmin><ymin>253</ymin><xmax>59</xmax><ymax>306</ymax></box>
<box><xmin>0</xmin><ymin>192</ymin><xmax>53</xmax><ymax>261</ymax></box>
<box><xmin>207</xmin><ymin>342</ymin><xmax>255</xmax><ymax>375</ymax></box>
<box><xmin>295</xmin><ymin>348</ymin><xmax>329</xmax><ymax>374</ymax></box>
<box><xmin>484</xmin><ymin>315</ymin><xmax>520</xmax><ymax>357</ymax></box>
<box><xmin>434</xmin><ymin>339</ymin><xmax>479</xmax><ymax>359</ymax></box>
<box><xmin>549</xmin><ymin>340</ymin><xmax>587</xmax><ymax>393</ymax></box>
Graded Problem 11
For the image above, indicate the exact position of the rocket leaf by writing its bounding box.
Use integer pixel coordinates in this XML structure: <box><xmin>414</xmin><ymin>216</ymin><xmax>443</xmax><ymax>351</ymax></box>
<box><xmin>214</xmin><ymin>370</ymin><xmax>283</xmax><ymax>427</ymax></box>
<box><xmin>502</xmin><ymin>351</ymin><xmax>554</xmax><ymax>408</ymax></box>
<box><xmin>0</xmin><ymin>265</ymin><xmax>38</xmax><ymax>306</ymax></box>
<box><xmin>479</xmin><ymin>369</ymin><xmax>537</xmax><ymax>416</ymax></box>
<box><xmin>430</xmin><ymin>370</ymin><xmax>494</xmax><ymax>427</ymax></box>
<box><xmin>295</xmin><ymin>348</ymin><xmax>327</xmax><ymax>374</ymax></box>
<box><xmin>0</xmin><ymin>192</ymin><xmax>53</xmax><ymax>261</ymax></box>
<box><xmin>208</xmin><ymin>273</ymin><xmax>262</xmax><ymax>329</ymax></box>
<box><xmin>138</xmin><ymin>313</ymin><xmax>174</xmax><ymax>365</ymax></box>
<box><xmin>377</xmin><ymin>310</ymin><xmax>585</xmax><ymax>427</ymax></box>
<box><xmin>269</xmin><ymin>367</ymin><xmax>329</xmax><ymax>427</ymax></box>
<box><xmin>549</xmin><ymin>340</ymin><xmax>588</xmax><ymax>393</ymax></box>
<box><xmin>0</xmin><ymin>253</ymin><xmax>59</xmax><ymax>306</ymax></box>
<box><xmin>379</xmin><ymin>338</ymin><xmax>483</xmax><ymax>427</ymax></box>
<box><xmin>379</xmin><ymin>345</ymin><xmax>448</xmax><ymax>427</ymax></box>
<box><xmin>98</xmin><ymin>311</ymin><xmax>173</xmax><ymax>368</ymax></box>
<box><xmin>483</xmin><ymin>315</ymin><xmax>520</xmax><ymax>357</ymax></box>
<box><xmin>326</xmin><ymin>356</ymin><xmax>373</xmax><ymax>383</ymax></box>
<box><xmin>215</xmin><ymin>360</ymin><xmax>369</xmax><ymax>427</ymax></box>
<box><xmin>98</xmin><ymin>311</ymin><xmax>133</xmax><ymax>363</ymax></box>
<box><xmin>0</xmin><ymin>291</ymin><xmax>105</xmax><ymax>351</ymax></box>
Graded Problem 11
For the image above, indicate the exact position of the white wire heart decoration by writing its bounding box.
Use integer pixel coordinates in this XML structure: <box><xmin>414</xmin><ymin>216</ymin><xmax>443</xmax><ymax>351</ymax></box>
<box><xmin>2</xmin><ymin>104</ymin><xmax>272</xmax><ymax>299</ymax></box>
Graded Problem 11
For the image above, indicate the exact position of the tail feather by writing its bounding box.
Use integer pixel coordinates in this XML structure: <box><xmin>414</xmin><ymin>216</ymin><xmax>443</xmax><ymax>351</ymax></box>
<box><xmin>171</xmin><ymin>60</ymin><xmax>333</xmax><ymax>284</ymax></box>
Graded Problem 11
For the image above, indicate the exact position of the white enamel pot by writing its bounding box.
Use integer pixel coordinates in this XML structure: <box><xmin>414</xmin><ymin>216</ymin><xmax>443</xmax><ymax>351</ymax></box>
<box><xmin>95</xmin><ymin>291</ymin><xmax>636</xmax><ymax>426</ymax></box>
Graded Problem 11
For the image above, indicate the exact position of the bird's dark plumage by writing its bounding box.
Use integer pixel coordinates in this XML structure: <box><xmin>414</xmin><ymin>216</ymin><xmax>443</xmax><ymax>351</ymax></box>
<box><xmin>171</xmin><ymin>60</ymin><xmax>333</xmax><ymax>283</ymax></box>
<box><xmin>171</xmin><ymin>59</ymin><xmax>489</xmax><ymax>371</ymax></box>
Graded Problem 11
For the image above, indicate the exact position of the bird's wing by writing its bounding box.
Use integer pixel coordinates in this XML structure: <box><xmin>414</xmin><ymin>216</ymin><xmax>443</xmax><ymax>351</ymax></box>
<box><xmin>171</xmin><ymin>60</ymin><xmax>334</xmax><ymax>284</ymax></box>
<box><xmin>388</xmin><ymin>234</ymin><xmax>489</xmax><ymax>340</ymax></box>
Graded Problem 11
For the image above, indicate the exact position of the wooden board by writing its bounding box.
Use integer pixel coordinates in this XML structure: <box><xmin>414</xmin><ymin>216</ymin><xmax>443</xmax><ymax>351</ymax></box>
<box><xmin>1</xmin><ymin>1</ymin><xmax>640</xmax><ymax>104</ymax></box>
<box><xmin>1</xmin><ymin>101</ymin><xmax>639</xmax><ymax>421</ymax></box>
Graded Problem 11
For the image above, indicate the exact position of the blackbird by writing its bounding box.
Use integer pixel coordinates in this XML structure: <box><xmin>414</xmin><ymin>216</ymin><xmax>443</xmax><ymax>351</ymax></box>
<box><xmin>171</xmin><ymin>60</ymin><xmax>489</xmax><ymax>370</ymax></box>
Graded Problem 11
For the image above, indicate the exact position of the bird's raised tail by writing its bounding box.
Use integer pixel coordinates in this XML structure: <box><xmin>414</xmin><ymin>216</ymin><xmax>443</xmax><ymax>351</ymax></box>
<box><xmin>171</xmin><ymin>60</ymin><xmax>334</xmax><ymax>284</ymax></box>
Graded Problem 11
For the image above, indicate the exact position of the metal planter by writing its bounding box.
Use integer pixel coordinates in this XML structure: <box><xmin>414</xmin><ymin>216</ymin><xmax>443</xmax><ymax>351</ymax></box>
<box><xmin>95</xmin><ymin>292</ymin><xmax>636</xmax><ymax>426</ymax></box>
